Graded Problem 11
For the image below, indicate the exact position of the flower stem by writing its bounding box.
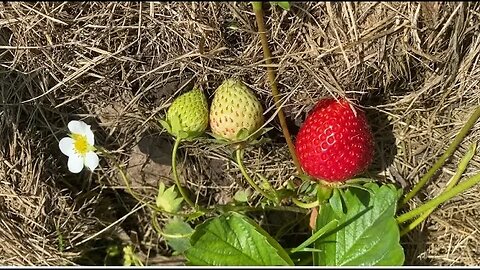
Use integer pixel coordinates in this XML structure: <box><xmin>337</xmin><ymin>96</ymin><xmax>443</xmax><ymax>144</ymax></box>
<box><xmin>172</xmin><ymin>137</ymin><xmax>196</xmax><ymax>209</ymax></box>
<box><xmin>396</xmin><ymin>172</ymin><xmax>480</xmax><ymax>224</ymax></box>
<box><xmin>235</xmin><ymin>148</ymin><xmax>277</xmax><ymax>202</ymax></box>
<box><xmin>401</xmin><ymin>106</ymin><xmax>480</xmax><ymax>206</ymax></box>
<box><xmin>400</xmin><ymin>142</ymin><xmax>477</xmax><ymax>235</ymax></box>
<box><xmin>97</xmin><ymin>147</ymin><xmax>157</xmax><ymax>209</ymax></box>
<box><xmin>115</xmin><ymin>159</ymin><xmax>191</xmax><ymax>217</ymax></box>
<box><xmin>251</xmin><ymin>1</ymin><xmax>302</xmax><ymax>174</ymax></box>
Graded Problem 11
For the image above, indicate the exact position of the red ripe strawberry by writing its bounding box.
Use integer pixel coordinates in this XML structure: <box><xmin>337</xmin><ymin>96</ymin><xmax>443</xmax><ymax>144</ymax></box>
<box><xmin>295</xmin><ymin>98</ymin><xmax>374</xmax><ymax>182</ymax></box>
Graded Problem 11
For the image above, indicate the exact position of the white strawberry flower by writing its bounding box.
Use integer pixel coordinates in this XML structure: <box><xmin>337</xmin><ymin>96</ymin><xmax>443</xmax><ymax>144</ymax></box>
<box><xmin>59</xmin><ymin>120</ymin><xmax>99</xmax><ymax>173</ymax></box>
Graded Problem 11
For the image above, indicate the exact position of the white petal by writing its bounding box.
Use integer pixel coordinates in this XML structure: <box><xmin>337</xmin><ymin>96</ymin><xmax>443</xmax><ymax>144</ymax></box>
<box><xmin>84</xmin><ymin>152</ymin><xmax>99</xmax><ymax>171</ymax></box>
<box><xmin>68</xmin><ymin>120</ymin><xmax>89</xmax><ymax>135</ymax></box>
<box><xmin>85</xmin><ymin>127</ymin><xmax>95</xmax><ymax>146</ymax></box>
<box><xmin>59</xmin><ymin>137</ymin><xmax>75</xmax><ymax>156</ymax></box>
<box><xmin>67</xmin><ymin>154</ymin><xmax>84</xmax><ymax>173</ymax></box>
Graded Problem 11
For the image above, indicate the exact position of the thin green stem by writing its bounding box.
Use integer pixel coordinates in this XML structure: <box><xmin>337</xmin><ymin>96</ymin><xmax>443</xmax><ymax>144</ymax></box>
<box><xmin>254</xmin><ymin>171</ymin><xmax>275</xmax><ymax>192</ymax></box>
<box><xmin>401</xmin><ymin>106</ymin><xmax>480</xmax><ymax>206</ymax></box>
<box><xmin>251</xmin><ymin>1</ymin><xmax>303</xmax><ymax>174</ymax></box>
<box><xmin>98</xmin><ymin>148</ymin><xmax>158</xmax><ymax>209</ymax></box>
<box><xmin>172</xmin><ymin>137</ymin><xmax>196</xmax><ymax>209</ymax></box>
<box><xmin>400</xmin><ymin>142</ymin><xmax>477</xmax><ymax>236</ymax></box>
<box><xmin>253</xmin><ymin>170</ymin><xmax>283</xmax><ymax>202</ymax></box>
<box><xmin>150</xmin><ymin>209</ymin><xmax>164</xmax><ymax>236</ymax></box>
<box><xmin>117</xmin><ymin>165</ymin><xmax>156</xmax><ymax>209</ymax></box>
<box><xmin>292</xmin><ymin>197</ymin><xmax>320</xmax><ymax>209</ymax></box>
<box><xmin>97</xmin><ymin>146</ymin><xmax>192</xmax><ymax>217</ymax></box>
<box><xmin>235</xmin><ymin>148</ymin><xmax>277</xmax><ymax>202</ymax></box>
<box><xmin>397</xmin><ymin>172</ymin><xmax>480</xmax><ymax>224</ymax></box>
<box><xmin>444</xmin><ymin>142</ymin><xmax>477</xmax><ymax>191</ymax></box>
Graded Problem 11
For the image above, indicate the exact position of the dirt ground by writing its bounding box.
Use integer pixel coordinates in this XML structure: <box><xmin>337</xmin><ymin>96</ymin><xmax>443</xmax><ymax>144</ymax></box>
<box><xmin>0</xmin><ymin>2</ymin><xmax>480</xmax><ymax>266</ymax></box>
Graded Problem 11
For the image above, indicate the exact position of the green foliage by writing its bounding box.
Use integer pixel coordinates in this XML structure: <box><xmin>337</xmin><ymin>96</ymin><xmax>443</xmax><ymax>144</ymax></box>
<box><xmin>160</xmin><ymin>115</ymin><xmax>202</xmax><ymax>140</ymax></box>
<box><xmin>122</xmin><ymin>245</ymin><xmax>144</xmax><ymax>266</ymax></box>
<box><xmin>207</xmin><ymin>127</ymin><xmax>272</xmax><ymax>146</ymax></box>
<box><xmin>163</xmin><ymin>217</ymin><xmax>194</xmax><ymax>255</ymax></box>
<box><xmin>233</xmin><ymin>189</ymin><xmax>252</xmax><ymax>203</ymax></box>
<box><xmin>159</xmin><ymin>119</ymin><xmax>172</xmax><ymax>134</ymax></box>
<box><xmin>313</xmin><ymin>183</ymin><xmax>405</xmax><ymax>266</ymax></box>
<box><xmin>270</xmin><ymin>1</ymin><xmax>290</xmax><ymax>11</ymax></box>
<box><xmin>185</xmin><ymin>212</ymin><xmax>294</xmax><ymax>266</ymax></box>
<box><xmin>156</xmin><ymin>182</ymin><xmax>184</xmax><ymax>213</ymax></box>
<box><xmin>289</xmin><ymin>219</ymin><xmax>338</xmax><ymax>254</ymax></box>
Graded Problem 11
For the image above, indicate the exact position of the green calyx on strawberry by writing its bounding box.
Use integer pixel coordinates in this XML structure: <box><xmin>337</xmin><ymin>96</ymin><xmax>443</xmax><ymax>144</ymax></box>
<box><xmin>295</xmin><ymin>98</ymin><xmax>374</xmax><ymax>183</ymax></box>
<box><xmin>160</xmin><ymin>87</ymin><xmax>209</xmax><ymax>140</ymax></box>
<box><xmin>209</xmin><ymin>78</ymin><xmax>268</xmax><ymax>144</ymax></box>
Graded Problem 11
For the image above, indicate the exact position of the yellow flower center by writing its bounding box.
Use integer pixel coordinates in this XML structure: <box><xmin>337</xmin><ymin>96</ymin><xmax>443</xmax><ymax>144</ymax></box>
<box><xmin>71</xmin><ymin>133</ymin><xmax>90</xmax><ymax>155</ymax></box>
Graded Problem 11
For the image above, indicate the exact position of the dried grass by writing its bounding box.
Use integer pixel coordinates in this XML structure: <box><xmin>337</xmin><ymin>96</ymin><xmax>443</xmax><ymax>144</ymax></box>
<box><xmin>0</xmin><ymin>1</ymin><xmax>480</xmax><ymax>266</ymax></box>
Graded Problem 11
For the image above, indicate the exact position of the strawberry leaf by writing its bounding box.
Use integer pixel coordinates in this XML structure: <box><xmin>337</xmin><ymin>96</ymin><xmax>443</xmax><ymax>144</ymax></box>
<box><xmin>177</xmin><ymin>131</ymin><xmax>190</xmax><ymax>140</ymax></box>
<box><xmin>298</xmin><ymin>180</ymin><xmax>317</xmax><ymax>195</ymax></box>
<box><xmin>185</xmin><ymin>212</ymin><xmax>294</xmax><ymax>266</ymax></box>
<box><xmin>205</xmin><ymin>132</ymin><xmax>232</xmax><ymax>144</ymax></box>
<box><xmin>207</xmin><ymin>127</ymin><xmax>272</xmax><ymax>147</ymax></box>
<box><xmin>313</xmin><ymin>183</ymin><xmax>404</xmax><ymax>266</ymax></box>
<box><xmin>156</xmin><ymin>182</ymin><xmax>184</xmax><ymax>213</ymax></box>
<box><xmin>159</xmin><ymin>119</ymin><xmax>172</xmax><ymax>134</ymax></box>
<box><xmin>235</xmin><ymin>127</ymin><xmax>251</xmax><ymax>141</ymax></box>
<box><xmin>296</xmin><ymin>173</ymin><xmax>313</xmax><ymax>183</ymax></box>
<box><xmin>169</xmin><ymin>113</ymin><xmax>183</xmax><ymax>137</ymax></box>
<box><xmin>183</xmin><ymin>131</ymin><xmax>205</xmax><ymax>141</ymax></box>
<box><xmin>290</xmin><ymin>219</ymin><xmax>338</xmax><ymax>254</ymax></box>
<box><xmin>162</xmin><ymin>115</ymin><xmax>202</xmax><ymax>140</ymax></box>
<box><xmin>163</xmin><ymin>217</ymin><xmax>194</xmax><ymax>255</ymax></box>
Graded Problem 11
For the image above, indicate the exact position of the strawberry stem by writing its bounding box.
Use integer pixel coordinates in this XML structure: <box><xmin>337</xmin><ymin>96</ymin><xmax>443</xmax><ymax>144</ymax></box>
<box><xmin>396</xmin><ymin>171</ymin><xmax>480</xmax><ymax>224</ymax></box>
<box><xmin>150</xmin><ymin>209</ymin><xmax>164</xmax><ymax>236</ymax></box>
<box><xmin>399</xmin><ymin>142</ymin><xmax>477</xmax><ymax>235</ymax></box>
<box><xmin>251</xmin><ymin>2</ymin><xmax>303</xmax><ymax>174</ymax></box>
<box><xmin>401</xmin><ymin>106</ymin><xmax>480</xmax><ymax>206</ymax></box>
<box><xmin>235</xmin><ymin>148</ymin><xmax>278</xmax><ymax>202</ymax></box>
<box><xmin>172</xmin><ymin>137</ymin><xmax>197</xmax><ymax>209</ymax></box>
<box><xmin>291</xmin><ymin>197</ymin><xmax>320</xmax><ymax>209</ymax></box>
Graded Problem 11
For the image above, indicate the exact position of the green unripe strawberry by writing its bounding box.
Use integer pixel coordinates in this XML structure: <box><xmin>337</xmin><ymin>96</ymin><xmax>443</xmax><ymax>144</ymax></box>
<box><xmin>209</xmin><ymin>79</ymin><xmax>264</xmax><ymax>142</ymax></box>
<box><xmin>162</xmin><ymin>87</ymin><xmax>208</xmax><ymax>139</ymax></box>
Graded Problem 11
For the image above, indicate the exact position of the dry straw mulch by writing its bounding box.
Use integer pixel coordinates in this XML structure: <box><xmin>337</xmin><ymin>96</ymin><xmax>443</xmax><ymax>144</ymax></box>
<box><xmin>1</xmin><ymin>1</ymin><xmax>479</xmax><ymax>266</ymax></box>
